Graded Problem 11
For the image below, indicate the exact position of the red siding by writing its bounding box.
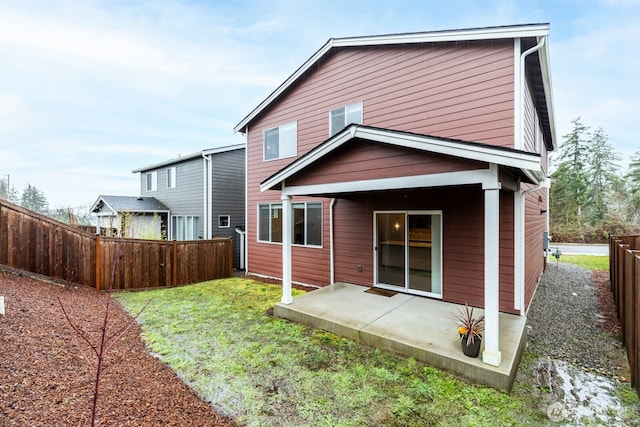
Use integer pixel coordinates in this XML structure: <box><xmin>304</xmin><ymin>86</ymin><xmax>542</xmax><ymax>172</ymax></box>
<box><xmin>523</xmin><ymin>186</ymin><xmax>548</xmax><ymax>311</ymax></box>
<box><xmin>244</xmin><ymin>39</ymin><xmax>527</xmax><ymax>299</ymax></box>
<box><xmin>289</xmin><ymin>141</ymin><xmax>487</xmax><ymax>186</ymax></box>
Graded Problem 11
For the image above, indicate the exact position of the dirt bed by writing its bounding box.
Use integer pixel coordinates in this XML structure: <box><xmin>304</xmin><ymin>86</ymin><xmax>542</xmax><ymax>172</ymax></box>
<box><xmin>0</xmin><ymin>271</ymin><xmax>235</xmax><ymax>426</ymax></box>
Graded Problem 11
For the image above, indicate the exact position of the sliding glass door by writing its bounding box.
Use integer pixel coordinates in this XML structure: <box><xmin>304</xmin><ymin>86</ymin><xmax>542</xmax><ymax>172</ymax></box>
<box><xmin>375</xmin><ymin>211</ymin><xmax>442</xmax><ymax>298</ymax></box>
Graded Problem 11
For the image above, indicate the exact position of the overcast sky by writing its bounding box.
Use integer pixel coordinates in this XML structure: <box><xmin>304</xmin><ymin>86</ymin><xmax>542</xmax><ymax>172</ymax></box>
<box><xmin>1</xmin><ymin>0</ymin><xmax>638</xmax><ymax>209</ymax></box>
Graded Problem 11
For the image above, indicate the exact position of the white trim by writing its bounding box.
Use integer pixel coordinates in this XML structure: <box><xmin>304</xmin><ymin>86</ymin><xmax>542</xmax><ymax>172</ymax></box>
<box><xmin>281</xmin><ymin>193</ymin><xmax>293</xmax><ymax>304</ymax></box>
<box><xmin>234</xmin><ymin>24</ymin><xmax>551</xmax><ymax>134</ymax></box>
<box><xmin>514</xmin><ymin>184</ymin><xmax>524</xmax><ymax>314</ymax></box>
<box><xmin>132</xmin><ymin>144</ymin><xmax>245</xmax><ymax>173</ymax></box>
<box><xmin>281</xmin><ymin>169</ymin><xmax>495</xmax><ymax>197</ymax></box>
<box><xmin>482</xmin><ymin>165</ymin><xmax>502</xmax><ymax>367</ymax></box>
<box><xmin>260</xmin><ymin>126</ymin><xmax>544</xmax><ymax>192</ymax></box>
<box><xmin>373</xmin><ymin>210</ymin><xmax>443</xmax><ymax>299</ymax></box>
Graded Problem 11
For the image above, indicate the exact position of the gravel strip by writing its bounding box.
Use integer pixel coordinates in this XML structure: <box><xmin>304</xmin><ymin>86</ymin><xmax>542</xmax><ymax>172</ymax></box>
<box><xmin>526</xmin><ymin>262</ymin><xmax>628</xmax><ymax>378</ymax></box>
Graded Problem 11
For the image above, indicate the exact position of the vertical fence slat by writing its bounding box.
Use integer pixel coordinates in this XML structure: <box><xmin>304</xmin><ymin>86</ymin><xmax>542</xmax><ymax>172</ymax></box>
<box><xmin>610</xmin><ymin>235</ymin><xmax>640</xmax><ymax>398</ymax></box>
<box><xmin>1</xmin><ymin>199</ymin><xmax>232</xmax><ymax>291</ymax></box>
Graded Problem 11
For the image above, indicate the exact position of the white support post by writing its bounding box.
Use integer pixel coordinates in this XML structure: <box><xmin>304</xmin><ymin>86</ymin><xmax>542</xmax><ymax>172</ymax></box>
<box><xmin>514</xmin><ymin>188</ymin><xmax>524</xmax><ymax>314</ymax></box>
<box><xmin>483</xmin><ymin>176</ymin><xmax>502</xmax><ymax>367</ymax></box>
<box><xmin>281</xmin><ymin>194</ymin><xmax>293</xmax><ymax>304</ymax></box>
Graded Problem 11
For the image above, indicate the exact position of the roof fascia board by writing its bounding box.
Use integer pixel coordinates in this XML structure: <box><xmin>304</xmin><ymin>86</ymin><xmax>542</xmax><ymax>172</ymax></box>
<box><xmin>537</xmin><ymin>39</ymin><xmax>557</xmax><ymax>150</ymax></box>
<box><xmin>234</xmin><ymin>24</ymin><xmax>550</xmax><ymax>133</ymax></box>
<box><xmin>356</xmin><ymin>127</ymin><xmax>542</xmax><ymax>171</ymax></box>
<box><xmin>201</xmin><ymin>143</ymin><xmax>246</xmax><ymax>156</ymax></box>
<box><xmin>132</xmin><ymin>144</ymin><xmax>245</xmax><ymax>173</ymax></box>
<box><xmin>280</xmin><ymin>168</ymin><xmax>495</xmax><ymax>197</ymax></box>
<box><xmin>332</xmin><ymin>25</ymin><xmax>550</xmax><ymax>47</ymax></box>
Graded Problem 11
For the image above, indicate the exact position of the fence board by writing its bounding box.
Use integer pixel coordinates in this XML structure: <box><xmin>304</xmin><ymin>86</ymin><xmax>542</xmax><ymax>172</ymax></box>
<box><xmin>0</xmin><ymin>199</ymin><xmax>232</xmax><ymax>291</ymax></box>
<box><xmin>610</xmin><ymin>235</ymin><xmax>640</xmax><ymax>396</ymax></box>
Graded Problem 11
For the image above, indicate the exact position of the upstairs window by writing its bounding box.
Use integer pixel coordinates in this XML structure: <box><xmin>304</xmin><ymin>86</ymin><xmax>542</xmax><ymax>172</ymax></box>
<box><xmin>264</xmin><ymin>121</ymin><xmax>297</xmax><ymax>161</ymax></box>
<box><xmin>167</xmin><ymin>166</ymin><xmax>176</xmax><ymax>189</ymax></box>
<box><xmin>145</xmin><ymin>172</ymin><xmax>157</xmax><ymax>192</ymax></box>
<box><xmin>330</xmin><ymin>102</ymin><xmax>362</xmax><ymax>136</ymax></box>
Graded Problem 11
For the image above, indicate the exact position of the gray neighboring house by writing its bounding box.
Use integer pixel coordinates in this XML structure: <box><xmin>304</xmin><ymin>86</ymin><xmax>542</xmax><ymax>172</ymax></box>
<box><xmin>90</xmin><ymin>195</ymin><xmax>170</xmax><ymax>239</ymax></box>
<box><xmin>131</xmin><ymin>144</ymin><xmax>246</xmax><ymax>269</ymax></box>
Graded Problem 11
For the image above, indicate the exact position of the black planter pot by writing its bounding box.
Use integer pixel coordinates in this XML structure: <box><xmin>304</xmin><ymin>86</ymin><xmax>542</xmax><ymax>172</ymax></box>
<box><xmin>461</xmin><ymin>335</ymin><xmax>482</xmax><ymax>358</ymax></box>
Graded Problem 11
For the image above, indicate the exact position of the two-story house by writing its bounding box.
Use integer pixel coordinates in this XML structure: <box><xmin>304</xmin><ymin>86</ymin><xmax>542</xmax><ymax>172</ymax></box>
<box><xmin>131</xmin><ymin>144</ymin><xmax>246</xmax><ymax>268</ymax></box>
<box><xmin>235</xmin><ymin>23</ymin><xmax>555</xmax><ymax>372</ymax></box>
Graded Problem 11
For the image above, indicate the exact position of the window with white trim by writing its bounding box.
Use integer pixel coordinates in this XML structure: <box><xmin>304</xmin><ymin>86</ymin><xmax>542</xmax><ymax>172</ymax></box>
<box><xmin>264</xmin><ymin>121</ymin><xmax>297</xmax><ymax>161</ymax></box>
<box><xmin>258</xmin><ymin>203</ymin><xmax>282</xmax><ymax>243</ymax></box>
<box><xmin>171</xmin><ymin>215</ymin><xmax>199</xmax><ymax>240</ymax></box>
<box><xmin>218</xmin><ymin>215</ymin><xmax>230</xmax><ymax>228</ymax></box>
<box><xmin>167</xmin><ymin>166</ymin><xmax>176</xmax><ymax>189</ymax></box>
<box><xmin>145</xmin><ymin>172</ymin><xmax>157</xmax><ymax>192</ymax></box>
<box><xmin>330</xmin><ymin>102</ymin><xmax>362</xmax><ymax>136</ymax></box>
<box><xmin>258</xmin><ymin>202</ymin><xmax>322</xmax><ymax>247</ymax></box>
<box><xmin>293</xmin><ymin>202</ymin><xmax>322</xmax><ymax>246</ymax></box>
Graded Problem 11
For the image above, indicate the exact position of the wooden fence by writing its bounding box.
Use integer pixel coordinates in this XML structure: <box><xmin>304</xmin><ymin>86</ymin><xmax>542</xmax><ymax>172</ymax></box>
<box><xmin>609</xmin><ymin>234</ymin><xmax>640</xmax><ymax>397</ymax></box>
<box><xmin>0</xmin><ymin>199</ymin><xmax>232</xmax><ymax>290</ymax></box>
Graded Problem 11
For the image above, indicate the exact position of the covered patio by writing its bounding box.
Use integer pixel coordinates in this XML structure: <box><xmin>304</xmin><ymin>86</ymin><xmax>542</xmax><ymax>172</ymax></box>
<box><xmin>274</xmin><ymin>282</ymin><xmax>527</xmax><ymax>391</ymax></box>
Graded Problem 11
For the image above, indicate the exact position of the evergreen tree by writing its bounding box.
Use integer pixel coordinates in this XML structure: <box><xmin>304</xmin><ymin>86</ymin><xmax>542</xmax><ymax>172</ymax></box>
<box><xmin>550</xmin><ymin>118</ymin><xmax>591</xmax><ymax>238</ymax></box>
<box><xmin>585</xmin><ymin>127</ymin><xmax>621</xmax><ymax>224</ymax></box>
<box><xmin>20</xmin><ymin>184</ymin><xmax>49</xmax><ymax>214</ymax></box>
<box><xmin>625</xmin><ymin>151</ymin><xmax>640</xmax><ymax>222</ymax></box>
<box><xmin>0</xmin><ymin>177</ymin><xmax>18</xmax><ymax>202</ymax></box>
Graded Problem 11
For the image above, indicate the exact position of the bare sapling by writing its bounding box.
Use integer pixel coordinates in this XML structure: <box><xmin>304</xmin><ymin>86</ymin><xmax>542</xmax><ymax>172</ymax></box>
<box><xmin>57</xmin><ymin>250</ymin><xmax>151</xmax><ymax>426</ymax></box>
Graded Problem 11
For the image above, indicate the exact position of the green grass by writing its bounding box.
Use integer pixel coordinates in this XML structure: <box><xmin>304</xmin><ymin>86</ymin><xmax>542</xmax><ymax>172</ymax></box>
<box><xmin>116</xmin><ymin>277</ymin><xmax>634</xmax><ymax>426</ymax></box>
<box><xmin>555</xmin><ymin>254</ymin><xmax>610</xmax><ymax>271</ymax></box>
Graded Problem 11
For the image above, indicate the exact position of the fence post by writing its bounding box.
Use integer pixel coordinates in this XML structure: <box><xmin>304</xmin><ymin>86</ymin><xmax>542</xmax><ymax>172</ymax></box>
<box><xmin>228</xmin><ymin>237</ymin><xmax>233</xmax><ymax>277</ymax></box>
<box><xmin>172</xmin><ymin>240</ymin><xmax>177</xmax><ymax>286</ymax></box>
<box><xmin>95</xmin><ymin>234</ymin><xmax>101</xmax><ymax>291</ymax></box>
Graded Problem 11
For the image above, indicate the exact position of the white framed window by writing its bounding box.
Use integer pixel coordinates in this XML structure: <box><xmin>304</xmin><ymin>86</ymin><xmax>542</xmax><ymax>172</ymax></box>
<box><xmin>171</xmin><ymin>215</ymin><xmax>199</xmax><ymax>240</ymax></box>
<box><xmin>258</xmin><ymin>203</ymin><xmax>282</xmax><ymax>243</ymax></box>
<box><xmin>330</xmin><ymin>102</ymin><xmax>362</xmax><ymax>136</ymax></box>
<box><xmin>167</xmin><ymin>166</ymin><xmax>176</xmax><ymax>189</ymax></box>
<box><xmin>264</xmin><ymin>121</ymin><xmax>297</xmax><ymax>161</ymax></box>
<box><xmin>258</xmin><ymin>202</ymin><xmax>322</xmax><ymax>247</ymax></box>
<box><xmin>218</xmin><ymin>215</ymin><xmax>230</xmax><ymax>228</ymax></box>
<box><xmin>292</xmin><ymin>202</ymin><xmax>322</xmax><ymax>247</ymax></box>
<box><xmin>145</xmin><ymin>172</ymin><xmax>157</xmax><ymax>192</ymax></box>
<box><xmin>171</xmin><ymin>216</ymin><xmax>183</xmax><ymax>240</ymax></box>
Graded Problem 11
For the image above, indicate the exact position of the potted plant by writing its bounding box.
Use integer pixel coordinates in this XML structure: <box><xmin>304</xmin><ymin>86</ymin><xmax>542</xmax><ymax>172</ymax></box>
<box><xmin>454</xmin><ymin>303</ymin><xmax>485</xmax><ymax>358</ymax></box>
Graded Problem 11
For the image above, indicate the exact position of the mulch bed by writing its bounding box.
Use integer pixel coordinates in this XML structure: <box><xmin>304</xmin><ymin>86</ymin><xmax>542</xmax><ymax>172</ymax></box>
<box><xmin>0</xmin><ymin>271</ymin><xmax>235</xmax><ymax>426</ymax></box>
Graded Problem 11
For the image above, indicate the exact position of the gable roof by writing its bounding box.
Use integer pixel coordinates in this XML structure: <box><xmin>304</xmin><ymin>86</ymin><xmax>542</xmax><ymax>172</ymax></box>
<box><xmin>260</xmin><ymin>124</ymin><xmax>544</xmax><ymax>193</ymax></box>
<box><xmin>234</xmin><ymin>23</ymin><xmax>554</xmax><ymax>149</ymax></box>
<box><xmin>132</xmin><ymin>144</ymin><xmax>245</xmax><ymax>173</ymax></box>
<box><xmin>90</xmin><ymin>195</ymin><xmax>169</xmax><ymax>215</ymax></box>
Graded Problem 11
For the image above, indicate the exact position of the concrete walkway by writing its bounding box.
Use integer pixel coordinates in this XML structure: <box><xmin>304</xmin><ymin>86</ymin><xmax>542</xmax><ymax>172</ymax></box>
<box><xmin>274</xmin><ymin>282</ymin><xmax>527</xmax><ymax>390</ymax></box>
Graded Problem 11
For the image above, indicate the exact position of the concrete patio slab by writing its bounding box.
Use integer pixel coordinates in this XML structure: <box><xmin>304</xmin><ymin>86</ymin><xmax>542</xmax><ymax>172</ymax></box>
<box><xmin>274</xmin><ymin>282</ymin><xmax>527</xmax><ymax>391</ymax></box>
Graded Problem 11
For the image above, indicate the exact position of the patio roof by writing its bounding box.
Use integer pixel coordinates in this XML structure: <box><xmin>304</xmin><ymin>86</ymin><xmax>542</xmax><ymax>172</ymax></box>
<box><xmin>260</xmin><ymin>124</ymin><xmax>545</xmax><ymax>195</ymax></box>
<box><xmin>275</xmin><ymin>282</ymin><xmax>527</xmax><ymax>391</ymax></box>
<box><xmin>90</xmin><ymin>195</ymin><xmax>169</xmax><ymax>215</ymax></box>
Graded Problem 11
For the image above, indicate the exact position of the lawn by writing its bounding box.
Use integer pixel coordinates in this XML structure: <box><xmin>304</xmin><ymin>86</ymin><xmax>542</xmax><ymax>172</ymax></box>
<box><xmin>116</xmin><ymin>272</ymin><xmax>638</xmax><ymax>426</ymax></box>
<box><xmin>553</xmin><ymin>254</ymin><xmax>610</xmax><ymax>271</ymax></box>
<box><xmin>117</xmin><ymin>278</ymin><xmax>553</xmax><ymax>426</ymax></box>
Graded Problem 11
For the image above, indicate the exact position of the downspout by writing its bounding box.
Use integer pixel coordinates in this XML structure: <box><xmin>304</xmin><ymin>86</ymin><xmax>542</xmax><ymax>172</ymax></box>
<box><xmin>516</xmin><ymin>36</ymin><xmax>546</xmax><ymax>151</ymax></box>
<box><xmin>330</xmin><ymin>198</ymin><xmax>336</xmax><ymax>285</ymax></box>
<box><xmin>516</xmin><ymin>179</ymin><xmax>549</xmax><ymax>314</ymax></box>
<box><xmin>514</xmin><ymin>35</ymin><xmax>547</xmax><ymax>314</ymax></box>
<box><xmin>201</xmin><ymin>152</ymin><xmax>212</xmax><ymax>239</ymax></box>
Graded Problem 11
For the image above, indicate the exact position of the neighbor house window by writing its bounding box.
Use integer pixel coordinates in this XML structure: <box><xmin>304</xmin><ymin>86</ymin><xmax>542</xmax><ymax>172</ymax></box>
<box><xmin>330</xmin><ymin>102</ymin><xmax>362</xmax><ymax>136</ymax></box>
<box><xmin>171</xmin><ymin>215</ymin><xmax>199</xmax><ymax>240</ymax></box>
<box><xmin>258</xmin><ymin>202</ymin><xmax>322</xmax><ymax>247</ymax></box>
<box><xmin>167</xmin><ymin>166</ymin><xmax>176</xmax><ymax>189</ymax></box>
<box><xmin>218</xmin><ymin>215</ymin><xmax>230</xmax><ymax>228</ymax></box>
<box><xmin>264</xmin><ymin>121</ymin><xmax>297</xmax><ymax>161</ymax></box>
<box><xmin>146</xmin><ymin>171</ymin><xmax>157</xmax><ymax>192</ymax></box>
<box><xmin>258</xmin><ymin>203</ymin><xmax>282</xmax><ymax>243</ymax></box>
